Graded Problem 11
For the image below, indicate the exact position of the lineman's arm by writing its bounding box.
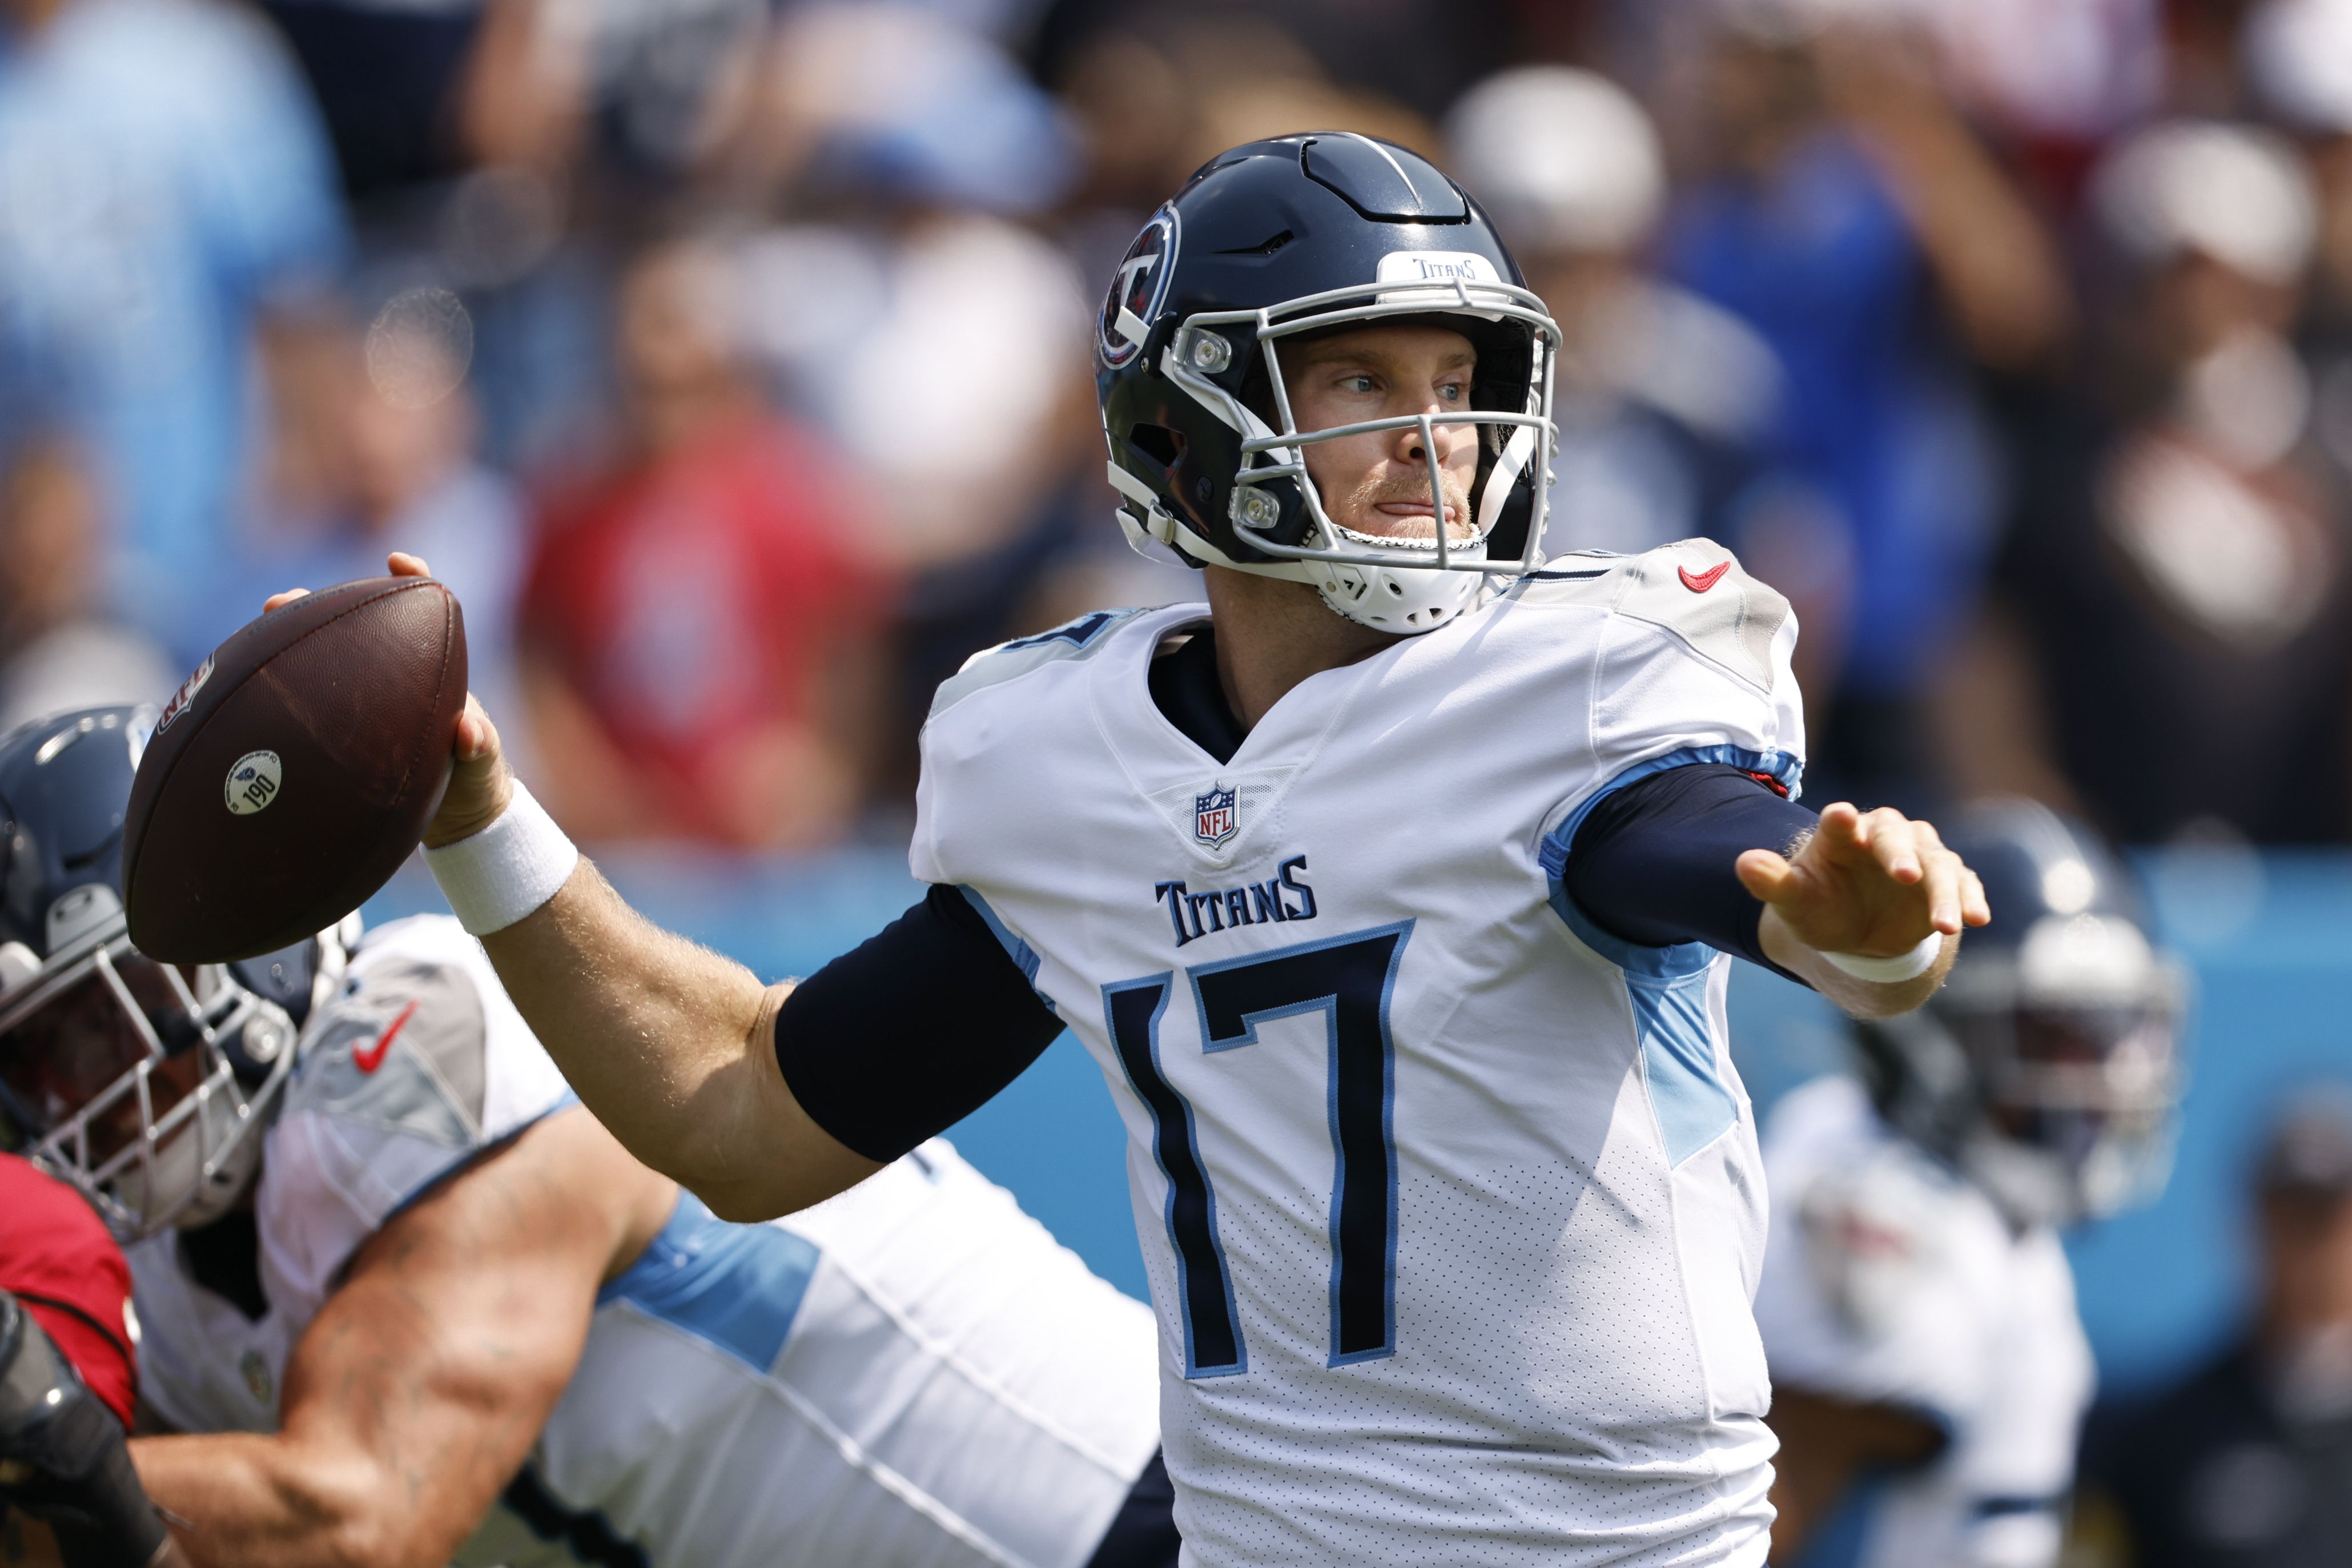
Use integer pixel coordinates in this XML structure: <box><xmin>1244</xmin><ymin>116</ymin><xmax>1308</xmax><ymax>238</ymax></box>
<box><xmin>128</xmin><ymin>1108</ymin><xmax>675</xmax><ymax>1568</ymax></box>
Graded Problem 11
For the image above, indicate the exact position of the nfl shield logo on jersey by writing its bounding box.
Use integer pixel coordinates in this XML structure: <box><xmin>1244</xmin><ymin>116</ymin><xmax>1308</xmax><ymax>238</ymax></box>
<box><xmin>1194</xmin><ymin>785</ymin><xmax>1238</xmax><ymax>848</ymax></box>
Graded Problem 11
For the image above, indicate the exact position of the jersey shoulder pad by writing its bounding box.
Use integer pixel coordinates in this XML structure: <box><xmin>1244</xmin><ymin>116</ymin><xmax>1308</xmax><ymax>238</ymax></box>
<box><xmin>283</xmin><ymin>923</ymin><xmax>490</xmax><ymax>1149</ymax></box>
<box><xmin>1515</xmin><ymin>540</ymin><xmax>1791</xmax><ymax>694</ymax></box>
<box><xmin>260</xmin><ymin>918</ymin><xmax>577</xmax><ymax>1310</ymax></box>
<box><xmin>928</xmin><ymin>606</ymin><xmax>1162</xmax><ymax>719</ymax></box>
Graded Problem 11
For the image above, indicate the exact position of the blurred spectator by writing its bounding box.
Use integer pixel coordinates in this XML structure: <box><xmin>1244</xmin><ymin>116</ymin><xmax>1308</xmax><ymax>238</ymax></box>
<box><xmin>0</xmin><ymin>437</ymin><xmax>172</xmax><ymax>734</ymax></box>
<box><xmin>2246</xmin><ymin>0</ymin><xmax>2352</xmax><ymax>506</ymax></box>
<box><xmin>226</xmin><ymin>286</ymin><xmax>532</xmax><ymax>781</ymax></box>
<box><xmin>2074</xmin><ymin>1087</ymin><xmax>2352</xmax><ymax>1565</ymax></box>
<box><xmin>1030</xmin><ymin>0</ymin><xmax>1521</xmax><ymax>130</ymax></box>
<box><xmin>258</xmin><ymin>0</ymin><xmax>483</xmax><ymax>202</ymax></box>
<box><xmin>2166</xmin><ymin>0</ymin><xmax>2271</xmax><ymax>118</ymax></box>
<box><xmin>1042</xmin><ymin>14</ymin><xmax>1434</xmax><ymax>275</ymax></box>
<box><xmin>1445</xmin><ymin>67</ymin><xmax>1829</xmax><ymax>676</ymax></box>
<box><xmin>726</xmin><ymin>3</ymin><xmax>1080</xmax><ymax>217</ymax></box>
<box><xmin>1951</xmin><ymin>122</ymin><xmax>2352</xmax><ymax>843</ymax></box>
<box><xmin>729</xmin><ymin>5</ymin><xmax>1137</xmax><ymax>794</ymax></box>
<box><xmin>0</xmin><ymin>0</ymin><xmax>347</xmax><ymax>669</ymax></box>
<box><xmin>1926</xmin><ymin>0</ymin><xmax>2164</xmax><ymax>166</ymax></box>
<box><xmin>520</xmin><ymin>237</ymin><xmax>886</xmax><ymax>850</ymax></box>
<box><xmin>1659</xmin><ymin>11</ymin><xmax>2071</xmax><ymax>813</ymax></box>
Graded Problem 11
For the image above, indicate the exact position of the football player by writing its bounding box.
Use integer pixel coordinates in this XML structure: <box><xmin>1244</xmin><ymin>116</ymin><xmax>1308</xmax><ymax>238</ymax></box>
<box><xmin>1754</xmin><ymin>801</ymin><xmax>2184</xmax><ymax>1567</ymax></box>
<box><xmin>0</xmin><ymin>707</ymin><xmax>1175</xmax><ymax>1567</ymax></box>
<box><xmin>299</xmin><ymin>135</ymin><xmax>1989</xmax><ymax>1565</ymax></box>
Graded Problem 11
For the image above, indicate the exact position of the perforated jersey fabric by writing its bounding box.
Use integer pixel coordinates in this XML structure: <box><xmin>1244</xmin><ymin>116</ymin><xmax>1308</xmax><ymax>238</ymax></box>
<box><xmin>127</xmin><ymin>915</ymin><xmax>1162</xmax><ymax>1568</ymax></box>
<box><xmin>1753</xmin><ymin>1076</ymin><xmax>2094</xmax><ymax>1568</ymax></box>
<box><xmin>913</xmin><ymin>539</ymin><xmax>1806</xmax><ymax>1566</ymax></box>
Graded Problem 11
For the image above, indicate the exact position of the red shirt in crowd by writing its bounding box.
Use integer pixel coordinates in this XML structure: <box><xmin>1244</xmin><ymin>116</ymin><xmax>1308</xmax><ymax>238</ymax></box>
<box><xmin>522</xmin><ymin>411</ymin><xmax>885</xmax><ymax>845</ymax></box>
<box><xmin>0</xmin><ymin>1155</ymin><xmax>138</xmax><ymax>1429</ymax></box>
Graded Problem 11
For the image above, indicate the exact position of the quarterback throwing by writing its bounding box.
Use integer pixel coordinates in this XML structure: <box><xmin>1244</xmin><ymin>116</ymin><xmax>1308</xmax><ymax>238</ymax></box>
<box><xmin>307</xmin><ymin>135</ymin><xmax>1989</xmax><ymax>1566</ymax></box>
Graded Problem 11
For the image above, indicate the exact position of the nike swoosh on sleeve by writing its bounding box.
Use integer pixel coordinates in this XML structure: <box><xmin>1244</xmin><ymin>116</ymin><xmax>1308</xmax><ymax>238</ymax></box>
<box><xmin>1678</xmin><ymin>561</ymin><xmax>1731</xmax><ymax>593</ymax></box>
<box><xmin>353</xmin><ymin>999</ymin><xmax>421</xmax><ymax>1075</ymax></box>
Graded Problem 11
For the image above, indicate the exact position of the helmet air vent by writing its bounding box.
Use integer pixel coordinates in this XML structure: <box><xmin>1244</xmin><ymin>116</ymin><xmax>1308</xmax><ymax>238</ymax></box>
<box><xmin>1213</xmin><ymin>228</ymin><xmax>1295</xmax><ymax>258</ymax></box>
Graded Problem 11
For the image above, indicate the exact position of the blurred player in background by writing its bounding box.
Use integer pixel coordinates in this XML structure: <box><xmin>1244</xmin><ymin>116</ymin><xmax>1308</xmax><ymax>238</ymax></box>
<box><xmin>2073</xmin><ymin>1088</ymin><xmax>2352</xmax><ymax>1565</ymax></box>
<box><xmin>0</xmin><ymin>707</ymin><xmax>1175</xmax><ymax>1568</ymax></box>
<box><xmin>1756</xmin><ymin>800</ymin><xmax>2185</xmax><ymax>1567</ymax></box>
<box><xmin>0</xmin><ymin>1155</ymin><xmax>183</xmax><ymax>1567</ymax></box>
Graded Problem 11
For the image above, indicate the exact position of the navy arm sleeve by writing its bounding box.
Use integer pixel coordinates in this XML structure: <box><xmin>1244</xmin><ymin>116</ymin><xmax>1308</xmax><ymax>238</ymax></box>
<box><xmin>773</xmin><ymin>883</ymin><xmax>1062</xmax><ymax>1163</ymax></box>
<box><xmin>1560</xmin><ymin>763</ymin><xmax>1819</xmax><ymax>980</ymax></box>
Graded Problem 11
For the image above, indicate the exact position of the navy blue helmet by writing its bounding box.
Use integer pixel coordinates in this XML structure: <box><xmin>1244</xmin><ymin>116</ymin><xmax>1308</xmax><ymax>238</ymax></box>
<box><xmin>1855</xmin><ymin>801</ymin><xmax>2186</xmax><ymax>1227</ymax></box>
<box><xmin>0</xmin><ymin>707</ymin><xmax>347</xmax><ymax>1237</ymax></box>
<box><xmin>1096</xmin><ymin>134</ymin><xmax>1562</xmax><ymax>634</ymax></box>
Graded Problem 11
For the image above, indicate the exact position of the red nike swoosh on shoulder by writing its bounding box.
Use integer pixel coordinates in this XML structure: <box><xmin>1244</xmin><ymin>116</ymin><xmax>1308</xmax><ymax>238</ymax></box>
<box><xmin>353</xmin><ymin>1000</ymin><xmax>419</xmax><ymax>1075</ymax></box>
<box><xmin>1678</xmin><ymin>561</ymin><xmax>1731</xmax><ymax>593</ymax></box>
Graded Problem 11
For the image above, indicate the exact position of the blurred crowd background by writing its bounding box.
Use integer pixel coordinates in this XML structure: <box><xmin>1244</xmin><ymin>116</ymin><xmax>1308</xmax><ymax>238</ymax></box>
<box><xmin>11</xmin><ymin>0</ymin><xmax>2352</xmax><ymax>1560</ymax></box>
<box><xmin>21</xmin><ymin>0</ymin><xmax>2352</xmax><ymax>855</ymax></box>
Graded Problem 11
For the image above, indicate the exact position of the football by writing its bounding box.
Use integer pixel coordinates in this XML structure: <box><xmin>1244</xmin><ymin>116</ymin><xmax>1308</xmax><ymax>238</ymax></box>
<box><xmin>123</xmin><ymin>577</ymin><xmax>468</xmax><ymax>963</ymax></box>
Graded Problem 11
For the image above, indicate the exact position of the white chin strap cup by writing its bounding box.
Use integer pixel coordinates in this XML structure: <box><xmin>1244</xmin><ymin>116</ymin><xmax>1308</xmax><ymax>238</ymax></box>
<box><xmin>1307</xmin><ymin>541</ymin><xmax>1490</xmax><ymax>634</ymax></box>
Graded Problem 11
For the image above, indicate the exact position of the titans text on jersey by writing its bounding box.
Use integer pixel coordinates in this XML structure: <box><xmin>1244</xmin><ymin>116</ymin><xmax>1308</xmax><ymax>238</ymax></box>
<box><xmin>1154</xmin><ymin>857</ymin><xmax>1317</xmax><ymax>948</ymax></box>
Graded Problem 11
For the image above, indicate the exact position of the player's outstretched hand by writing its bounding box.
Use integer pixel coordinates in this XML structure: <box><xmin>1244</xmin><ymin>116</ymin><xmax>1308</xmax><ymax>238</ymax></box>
<box><xmin>262</xmin><ymin>553</ymin><xmax>514</xmax><ymax>849</ymax></box>
<box><xmin>1734</xmin><ymin>803</ymin><xmax>1991</xmax><ymax>959</ymax></box>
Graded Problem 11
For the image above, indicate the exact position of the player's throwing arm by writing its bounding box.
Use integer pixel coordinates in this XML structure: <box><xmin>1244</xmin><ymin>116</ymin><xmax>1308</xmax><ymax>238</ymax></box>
<box><xmin>261</xmin><ymin>556</ymin><xmax>878</xmax><ymax>1224</ymax></box>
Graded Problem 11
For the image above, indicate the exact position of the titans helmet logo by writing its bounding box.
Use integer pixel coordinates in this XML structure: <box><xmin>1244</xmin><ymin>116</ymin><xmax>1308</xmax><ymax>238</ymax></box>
<box><xmin>1098</xmin><ymin>205</ymin><xmax>1179</xmax><ymax>370</ymax></box>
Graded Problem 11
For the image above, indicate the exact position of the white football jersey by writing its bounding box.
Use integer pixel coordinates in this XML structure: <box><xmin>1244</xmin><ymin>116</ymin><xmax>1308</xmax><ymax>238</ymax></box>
<box><xmin>128</xmin><ymin>915</ymin><xmax>1161</xmax><ymax>1568</ymax></box>
<box><xmin>912</xmin><ymin>541</ymin><xmax>1806</xmax><ymax>1566</ymax></box>
<box><xmin>1753</xmin><ymin>1076</ymin><xmax>2095</xmax><ymax>1568</ymax></box>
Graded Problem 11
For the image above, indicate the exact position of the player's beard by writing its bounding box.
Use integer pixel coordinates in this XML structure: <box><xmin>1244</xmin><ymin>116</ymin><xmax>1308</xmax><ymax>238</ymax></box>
<box><xmin>1324</xmin><ymin>465</ymin><xmax>1478</xmax><ymax>547</ymax></box>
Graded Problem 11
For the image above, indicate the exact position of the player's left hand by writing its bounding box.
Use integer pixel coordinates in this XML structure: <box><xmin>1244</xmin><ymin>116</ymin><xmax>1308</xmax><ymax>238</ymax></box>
<box><xmin>1735</xmin><ymin>803</ymin><xmax>1990</xmax><ymax>960</ymax></box>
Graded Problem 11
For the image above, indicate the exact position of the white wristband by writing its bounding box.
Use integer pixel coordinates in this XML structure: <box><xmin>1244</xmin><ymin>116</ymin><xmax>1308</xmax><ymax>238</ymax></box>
<box><xmin>1821</xmin><ymin>931</ymin><xmax>1944</xmax><ymax>984</ymax></box>
<box><xmin>423</xmin><ymin>781</ymin><xmax>580</xmax><ymax>936</ymax></box>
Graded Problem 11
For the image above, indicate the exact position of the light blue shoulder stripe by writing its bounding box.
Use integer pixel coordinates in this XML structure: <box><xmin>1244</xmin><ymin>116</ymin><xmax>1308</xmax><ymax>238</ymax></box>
<box><xmin>958</xmin><ymin>885</ymin><xmax>1042</xmax><ymax>981</ymax></box>
<box><xmin>597</xmin><ymin>1192</ymin><xmax>821</xmax><ymax>1373</ymax></box>
<box><xmin>1538</xmin><ymin>743</ymin><xmax>1802</xmax><ymax>1166</ymax></box>
<box><xmin>957</xmin><ymin>886</ymin><xmax>1059</xmax><ymax>1018</ymax></box>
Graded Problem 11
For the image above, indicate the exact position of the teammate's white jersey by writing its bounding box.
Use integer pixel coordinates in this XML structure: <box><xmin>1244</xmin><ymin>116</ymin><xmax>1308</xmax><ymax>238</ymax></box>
<box><xmin>128</xmin><ymin>916</ymin><xmax>1162</xmax><ymax>1568</ymax></box>
<box><xmin>1753</xmin><ymin>1076</ymin><xmax>2094</xmax><ymax>1568</ymax></box>
<box><xmin>912</xmin><ymin>541</ymin><xmax>1806</xmax><ymax>1566</ymax></box>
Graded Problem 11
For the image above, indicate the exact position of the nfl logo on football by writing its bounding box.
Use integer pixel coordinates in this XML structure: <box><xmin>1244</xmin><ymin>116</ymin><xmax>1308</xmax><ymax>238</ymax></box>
<box><xmin>1194</xmin><ymin>785</ymin><xmax>1237</xmax><ymax>848</ymax></box>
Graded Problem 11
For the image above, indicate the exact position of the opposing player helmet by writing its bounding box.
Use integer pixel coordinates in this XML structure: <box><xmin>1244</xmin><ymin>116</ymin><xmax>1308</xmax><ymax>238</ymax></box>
<box><xmin>1097</xmin><ymin>134</ymin><xmax>1562</xmax><ymax>634</ymax></box>
<box><xmin>0</xmin><ymin>707</ymin><xmax>350</xmax><ymax>1238</ymax></box>
<box><xmin>1855</xmin><ymin>800</ymin><xmax>2187</xmax><ymax>1229</ymax></box>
